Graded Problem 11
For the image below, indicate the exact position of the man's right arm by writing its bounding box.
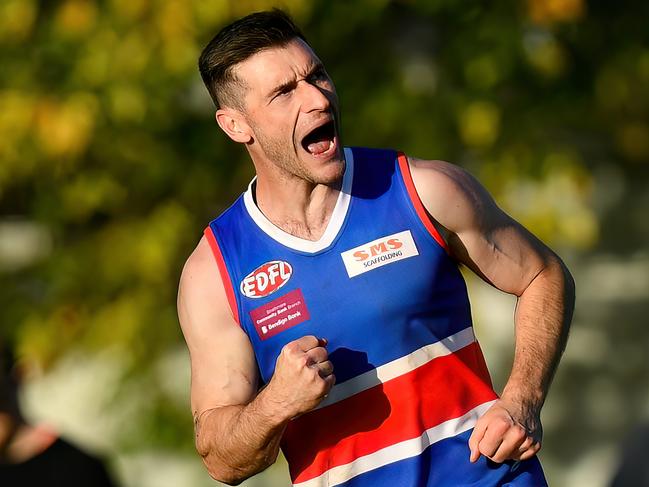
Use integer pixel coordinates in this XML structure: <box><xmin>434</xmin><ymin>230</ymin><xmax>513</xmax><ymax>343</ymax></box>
<box><xmin>177</xmin><ymin>236</ymin><xmax>334</xmax><ymax>485</ymax></box>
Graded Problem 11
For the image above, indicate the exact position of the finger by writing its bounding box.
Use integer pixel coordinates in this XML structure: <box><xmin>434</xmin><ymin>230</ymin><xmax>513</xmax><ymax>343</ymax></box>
<box><xmin>323</xmin><ymin>373</ymin><xmax>336</xmax><ymax>391</ymax></box>
<box><xmin>477</xmin><ymin>421</ymin><xmax>511</xmax><ymax>460</ymax></box>
<box><xmin>519</xmin><ymin>442</ymin><xmax>541</xmax><ymax>461</ymax></box>
<box><xmin>516</xmin><ymin>436</ymin><xmax>534</xmax><ymax>454</ymax></box>
<box><xmin>469</xmin><ymin>419</ymin><xmax>488</xmax><ymax>463</ymax></box>
<box><xmin>490</xmin><ymin>426</ymin><xmax>527</xmax><ymax>463</ymax></box>
<box><xmin>305</xmin><ymin>346</ymin><xmax>329</xmax><ymax>365</ymax></box>
<box><xmin>291</xmin><ymin>335</ymin><xmax>321</xmax><ymax>352</ymax></box>
<box><xmin>314</xmin><ymin>360</ymin><xmax>334</xmax><ymax>378</ymax></box>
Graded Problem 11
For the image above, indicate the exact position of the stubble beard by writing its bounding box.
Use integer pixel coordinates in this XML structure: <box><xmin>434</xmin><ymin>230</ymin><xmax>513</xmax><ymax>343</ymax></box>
<box><xmin>253</xmin><ymin>125</ymin><xmax>342</xmax><ymax>186</ymax></box>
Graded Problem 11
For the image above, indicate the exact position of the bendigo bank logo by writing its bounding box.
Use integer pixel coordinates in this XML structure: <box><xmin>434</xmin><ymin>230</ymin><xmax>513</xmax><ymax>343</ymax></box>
<box><xmin>341</xmin><ymin>230</ymin><xmax>419</xmax><ymax>278</ymax></box>
<box><xmin>240</xmin><ymin>260</ymin><xmax>293</xmax><ymax>298</ymax></box>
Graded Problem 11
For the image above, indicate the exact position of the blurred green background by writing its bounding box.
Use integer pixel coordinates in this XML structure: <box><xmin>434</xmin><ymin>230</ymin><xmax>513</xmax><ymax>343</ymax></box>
<box><xmin>1</xmin><ymin>0</ymin><xmax>648</xmax><ymax>485</ymax></box>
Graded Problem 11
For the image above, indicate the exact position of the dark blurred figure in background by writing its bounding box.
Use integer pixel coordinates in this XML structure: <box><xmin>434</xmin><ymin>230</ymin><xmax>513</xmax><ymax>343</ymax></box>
<box><xmin>0</xmin><ymin>340</ymin><xmax>116</xmax><ymax>487</ymax></box>
<box><xmin>610</xmin><ymin>424</ymin><xmax>649</xmax><ymax>487</ymax></box>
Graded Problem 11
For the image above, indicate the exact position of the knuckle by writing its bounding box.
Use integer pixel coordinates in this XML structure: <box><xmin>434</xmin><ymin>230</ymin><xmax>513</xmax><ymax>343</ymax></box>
<box><xmin>513</xmin><ymin>426</ymin><xmax>527</xmax><ymax>441</ymax></box>
<box><xmin>311</xmin><ymin>347</ymin><xmax>325</xmax><ymax>361</ymax></box>
<box><xmin>478</xmin><ymin>444</ymin><xmax>493</xmax><ymax>456</ymax></box>
<box><xmin>299</xmin><ymin>355</ymin><xmax>310</xmax><ymax>367</ymax></box>
<box><xmin>520</xmin><ymin>437</ymin><xmax>533</xmax><ymax>449</ymax></box>
<box><xmin>492</xmin><ymin>453</ymin><xmax>505</xmax><ymax>463</ymax></box>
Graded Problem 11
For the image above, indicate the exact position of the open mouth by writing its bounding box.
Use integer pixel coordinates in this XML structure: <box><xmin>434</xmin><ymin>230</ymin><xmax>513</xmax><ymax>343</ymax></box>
<box><xmin>301</xmin><ymin>120</ymin><xmax>336</xmax><ymax>157</ymax></box>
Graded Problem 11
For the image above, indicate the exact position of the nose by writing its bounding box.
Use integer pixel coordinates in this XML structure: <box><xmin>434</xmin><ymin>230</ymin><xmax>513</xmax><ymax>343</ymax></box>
<box><xmin>298</xmin><ymin>79</ymin><xmax>330</xmax><ymax>113</ymax></box>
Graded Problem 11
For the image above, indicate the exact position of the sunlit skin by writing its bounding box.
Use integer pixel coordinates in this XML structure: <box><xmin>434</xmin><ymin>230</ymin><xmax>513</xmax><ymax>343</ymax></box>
<box><xmin>215</xmin><ymin>38</ymin><xmax>345</xmax><ymax>240</ymax></box>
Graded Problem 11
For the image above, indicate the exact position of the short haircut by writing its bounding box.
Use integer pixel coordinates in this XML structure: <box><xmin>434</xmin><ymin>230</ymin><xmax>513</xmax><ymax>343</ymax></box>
<box><xmin>198</xmin><ymin>9</ymin><xmax>307</xmax><ymax>109</ymax></box>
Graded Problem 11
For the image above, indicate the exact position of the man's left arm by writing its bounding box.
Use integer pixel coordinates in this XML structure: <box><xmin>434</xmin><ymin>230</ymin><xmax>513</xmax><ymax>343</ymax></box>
<box><xmin>408</xmin><ymin>156</ymin><xmax>575</xmax><ymax>463</ymax></box>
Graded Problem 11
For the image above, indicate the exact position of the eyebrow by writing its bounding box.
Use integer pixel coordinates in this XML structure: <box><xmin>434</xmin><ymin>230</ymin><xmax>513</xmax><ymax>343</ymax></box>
<box><xmin>267</xmin><ymin>61</ymin><xmax>324</xmax><ymax>100</ymax></box>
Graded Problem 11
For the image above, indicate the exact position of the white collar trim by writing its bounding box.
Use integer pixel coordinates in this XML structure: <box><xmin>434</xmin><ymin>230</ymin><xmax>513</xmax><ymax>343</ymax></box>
<box><xmin>243</xmin><ymin>147</ymin><xmax>354</xmax><ymax>253</ymax></box>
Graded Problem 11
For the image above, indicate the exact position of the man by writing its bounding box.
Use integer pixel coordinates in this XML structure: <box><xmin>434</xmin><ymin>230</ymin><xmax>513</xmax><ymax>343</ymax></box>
<box><xmin>0</xmin><ymin>341</ymin><xmax>116</xmax><ymax>487</ymax></box>
<box><xmin>177</xmin><ymin>9</ymin><xmax>574</xmax><ymax>487</ymax></box>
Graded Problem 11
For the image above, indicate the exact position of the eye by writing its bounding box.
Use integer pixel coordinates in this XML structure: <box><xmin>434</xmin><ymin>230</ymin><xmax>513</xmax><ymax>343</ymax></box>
<box><xmin>272</xmin><ymin>86</ymin><xmax>293</xmax><ymax>102</ymax></box>
<box><xmin>309</xmin><ymin>68</ymin><xmax>328</xmax><ymax>83</ymax></box>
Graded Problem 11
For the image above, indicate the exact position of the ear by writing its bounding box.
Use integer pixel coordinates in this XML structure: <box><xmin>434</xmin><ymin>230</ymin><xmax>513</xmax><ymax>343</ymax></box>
<box><xmin>215</xmin><ymin>108</ymin><xmax>253</xmax><ymax>144</ymax></box>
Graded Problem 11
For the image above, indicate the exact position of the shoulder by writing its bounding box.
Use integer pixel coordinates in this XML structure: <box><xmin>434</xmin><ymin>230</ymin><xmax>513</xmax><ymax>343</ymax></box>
<box><xmin>407</xmin><ymin>156</ymin><xmax>486</xmax><ymax>203</ymax></box>
<box><xmin>178</xmin><ymin>235</ymin><xmax>234</xmax><ymax>334</ymax></box>
<box><xmin>405</xmin><ymin>155</ymin><xmax>500</xmax><ymax>233</ymax></box>
<box><xmin>179</xmin><ymin>236</ymin><xmax>220</xmax><ymax>298</ymax></box>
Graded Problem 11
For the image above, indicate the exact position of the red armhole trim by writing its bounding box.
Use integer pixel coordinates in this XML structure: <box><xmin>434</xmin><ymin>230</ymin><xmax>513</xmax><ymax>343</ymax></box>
<box><xmin>204</xmin><ymin>227</ymin><xmax>240</xmax><ymax>325</ymax></box>
<box><xmin>396</xmin><ymin>152</ymin><xmax>450</xmax><ymax>253</ymax></box>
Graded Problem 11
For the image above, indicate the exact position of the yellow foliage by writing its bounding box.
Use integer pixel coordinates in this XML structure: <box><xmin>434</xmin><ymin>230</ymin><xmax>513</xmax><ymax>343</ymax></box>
<box><xmin>133</xmin><ymin>203</ymin><xmax>192</xmax><ymax>284</ymax></box>
<box><xmin>162</xmin><ymin>38</ymin><xmax>198</xmax><ymax>74</ymax></box>
<box><xmin>110</xmin><ymin>0</ymin><xmax>149</xmax><ymax>21</ymax></box>
<box><xmin>108</xmin><ymin>84</ymin><xmax>147</xmax><ymax>122</ymax></box>
<box><xmin>88</xmin><ymin>291</ymin><xmax>152</xmax><ymax>349</ymax></box>
<box><xmin>55</xmin><ymin>0</ymin><xmax>98</xmax><ymax>37</ymax></box>
<box><xmin>157</xmin><ymin>0</ymin><xmax>194</xmax><ymax>40</ymax></box>
<box><xmin>112</xmin><ymin>31</ymin><xmax>153</xmax><ymax>78</ymax></box>
<box><xmin>523</xmin><ymin>32</ymin><xmax>567</xmax><ymax>79</ymax></box>
<box><xmin>227</xmin><ymin>0</ymin><xmax>312</xmax><ymax>20</ymax></box>
<box><xmin>558</xmin><ymin>208</ymin><xmax>598</xmax><ymax>248</ymax></box>
<box><xmin>18</xmin><ymin>306</ymin><xmax>86</xmax><ymax>368</ymax></box>
<box><xmin>527</xmin><ymin>0</ymin><xmax>586</xmax><ymax>24</ymax></box>
<box><xmin>0</xmin><ymin>92</ymin><xmax>37</xmax><ymax>186</ymax></box>
<box><xmin>193</xmin><ymin>0</ymin><xmax>231</xmax><ymax>29</ymax></box>
<box><xmin>34</xmin><ymin>94</ymin><xmax>98</xmax><ymax>161</ymax></box>
<box><xmin>0</xmin><ymin>90</ymin><xmax>35</xmax><ymax>143</ymax></box>
<box><xmin>61</xmin><ymin>174</ymin><xmax>128</xmax><ymax>222</ymax></box>
<box><xmin>95</xmin><ymin>202</ymin><xmax>191</xmax><ymax>287</ymax></box>
<box><xmin>458</xmin><ymin>101</ymin><xmax>501</xmax><ymax>148</ymax></box>
<box><xmin>0</xmin><ymin>0</ymin><xmax>37</xmax><ymax>42</ymax></box>
<box><xmin>502</xmin><ymin>161</ymin><xmax>598</xmax><ymax>249</ymax></box>
<box><xmin>73</xmin><ymin>29</ymin><xmax>118</xmax><ymax>86</ymax></box>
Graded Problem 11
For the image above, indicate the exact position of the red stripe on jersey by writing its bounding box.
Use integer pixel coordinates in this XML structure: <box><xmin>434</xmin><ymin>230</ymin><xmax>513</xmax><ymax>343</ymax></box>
<box><xmin>396</xmin><ymin>152</ymin><xmax>450</xmax><ymax>253</ymax></box>
<box><xmin>204</xmin><ymin>227</ymin><xmax>240</xmax><ymax>324</ymax></box>
<box><xmin>283</xmin><ymin>342</ymin><xmax>497</xmax><ymax>483</ymax></box>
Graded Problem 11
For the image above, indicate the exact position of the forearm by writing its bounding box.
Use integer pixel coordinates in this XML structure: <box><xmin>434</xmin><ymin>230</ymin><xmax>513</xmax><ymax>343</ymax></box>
<box><xmin>195</xmin><ymin>387</ymin><xmax>289</xmax><ymax>485</ymax></box>
<box><xmin>502</xmin><ymin>254</ymin><xmax>575</xmax><ymax>409</ymax></box>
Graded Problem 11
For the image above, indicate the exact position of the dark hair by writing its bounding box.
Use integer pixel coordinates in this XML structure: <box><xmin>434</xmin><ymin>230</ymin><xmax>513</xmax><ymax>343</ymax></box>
<box><xmin>198</xmin><ymin>9</ymin><xmax>307</xmax><ymax>109</ymax></box>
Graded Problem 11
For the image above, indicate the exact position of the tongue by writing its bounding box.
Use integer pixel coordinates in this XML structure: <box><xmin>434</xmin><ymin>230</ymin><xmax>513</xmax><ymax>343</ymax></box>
<box><xmin>307</xmin><ymin>140</ymin><xmax>330</xmax><ymax>155</ymax></box>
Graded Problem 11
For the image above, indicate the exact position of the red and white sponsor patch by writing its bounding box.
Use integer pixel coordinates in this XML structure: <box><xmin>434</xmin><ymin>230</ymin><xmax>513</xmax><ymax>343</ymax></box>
<box><xmin>250</xmin><ymin>289</ymin><xmax>310</xmax><ymax>340</ymax></box>
<box><xmin>240</xmin><ymin>260</ymin><xmax>293</xmax><ymax>298</ymax></box>
<box><xmin>340</xmin><ymin>230</ymin><xmax>419</xmax><ymax>278</ymax></box>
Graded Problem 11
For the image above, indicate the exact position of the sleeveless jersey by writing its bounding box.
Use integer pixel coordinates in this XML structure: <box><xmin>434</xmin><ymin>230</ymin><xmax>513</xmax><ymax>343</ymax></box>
<box><xmin>205</xmin><ymin>147</ymin><xmax>547</xmax><ymax>487</ymax></box>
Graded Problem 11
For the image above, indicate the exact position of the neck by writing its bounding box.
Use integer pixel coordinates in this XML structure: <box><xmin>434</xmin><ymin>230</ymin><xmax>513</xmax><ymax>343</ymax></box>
<box><xmin>254</xmin><ymin>172</ymin><xmax>342</xmax><ymax>241</ymax></box>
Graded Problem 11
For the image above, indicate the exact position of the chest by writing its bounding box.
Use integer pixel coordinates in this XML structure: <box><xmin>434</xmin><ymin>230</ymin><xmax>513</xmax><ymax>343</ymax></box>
<box><xmin>236</xmin><ymin>222</ymin><xmax>466</xmax><ymax>384</ymax></box>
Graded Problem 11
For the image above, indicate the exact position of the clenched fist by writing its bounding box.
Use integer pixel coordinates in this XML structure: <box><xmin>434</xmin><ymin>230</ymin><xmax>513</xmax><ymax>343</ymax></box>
<box><xmin>265</xmin><ymin>336</ymin><xmax>335</xmax><ymax>419</ymax></box>
<box><xmin>468</xmin><ymin>398</ymin><xmax>542</xmax><ymax>464</ymax></box>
